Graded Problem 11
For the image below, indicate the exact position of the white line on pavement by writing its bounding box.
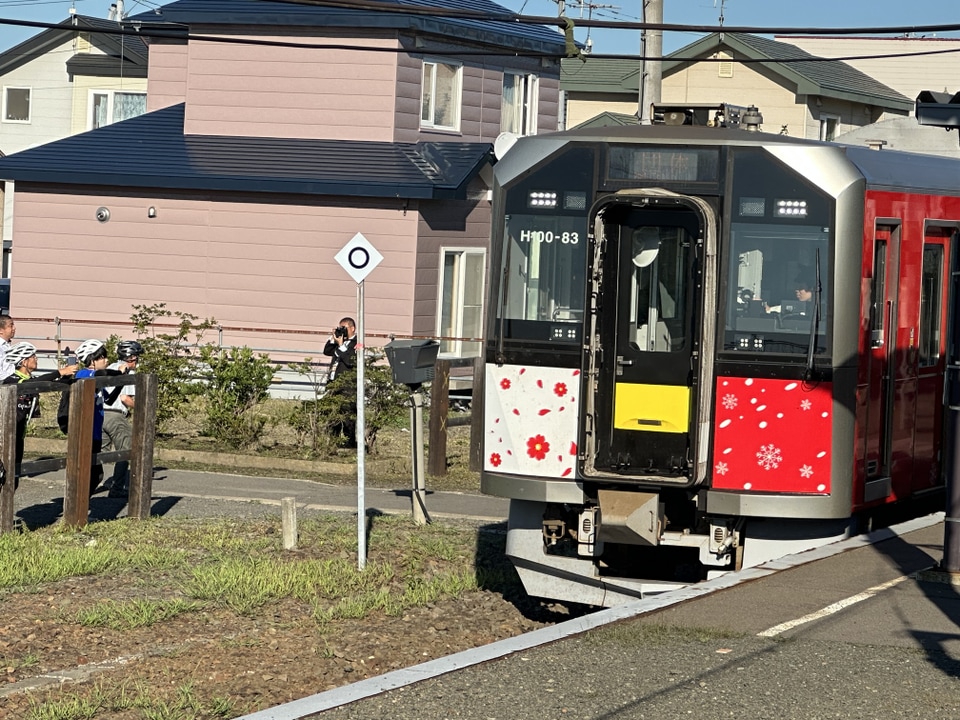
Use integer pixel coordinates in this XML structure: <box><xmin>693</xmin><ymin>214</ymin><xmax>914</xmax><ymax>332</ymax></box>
<box><xmin>756</xmin><ymin>573</ymin><xmax>917</xmax><ymax>638</ymax></box>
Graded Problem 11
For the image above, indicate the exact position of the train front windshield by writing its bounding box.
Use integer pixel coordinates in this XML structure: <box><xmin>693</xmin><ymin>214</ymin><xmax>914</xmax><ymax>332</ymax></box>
<box><xmin>491</xmin><ymin>142</ymin><xmax>833</xmax><ymax>364</ymax></box>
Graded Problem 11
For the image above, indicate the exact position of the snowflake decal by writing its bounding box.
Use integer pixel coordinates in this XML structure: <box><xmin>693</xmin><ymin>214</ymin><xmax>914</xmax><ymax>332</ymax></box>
<box><xmin>799</xmin><ymin>464</ymin><xmax>814</xmax><ymax>479</ymax></box>
<box><xmin>756</xmin><ymin>444</ymin><xmax>782</xmax><ymax>470</ymax></box>
<box><xmin>800</xmin><ymin>399</ymin><xmax>812</xmax><ymax>411</ymax></box>
<box><xmin>715</xmin><ymin>461</ymin><xmax>729</xmax><ymax>476</ymax></box>
<box><xmin>722</xmin><ymin>394</ymin><xmax>738</xmax><ymax>410</ymax></box>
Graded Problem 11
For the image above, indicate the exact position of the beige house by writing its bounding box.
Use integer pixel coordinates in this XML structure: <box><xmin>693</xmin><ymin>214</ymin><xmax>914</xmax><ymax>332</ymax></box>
<box><xmin>777</xmin><ymin>36</ymin><xmax>960</xmax><ymax>105</ymax></box>
<box><xmin>561</xmin><ymin>33</ymin><xmax>911</xmax><ymax>139</ymax></box>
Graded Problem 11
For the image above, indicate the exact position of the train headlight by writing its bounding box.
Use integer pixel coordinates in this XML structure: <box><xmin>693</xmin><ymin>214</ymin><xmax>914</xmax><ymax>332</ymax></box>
<box><xmin>775</xmin><ymin>199</ymin><xmax>808</xmax><ymax>218</ymax></box>
<box><xmin>528</xmin><ymin>191</ymin><xmax>558</xmax><ymax>209</ymax></box>
<box><xmin>736</xmin><ymin>334</ymin><xmax>764</xmax><ymax>350</ymax></box>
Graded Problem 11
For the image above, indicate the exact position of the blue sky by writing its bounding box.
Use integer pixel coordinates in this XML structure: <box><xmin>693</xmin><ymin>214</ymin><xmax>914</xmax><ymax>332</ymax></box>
<box><xmin>0</xmin><ymin>0</ymin><xmax>957</xmax><ymax>55</ymax></box>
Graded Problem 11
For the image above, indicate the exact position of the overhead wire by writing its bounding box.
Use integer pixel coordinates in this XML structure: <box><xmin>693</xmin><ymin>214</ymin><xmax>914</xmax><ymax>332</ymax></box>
<box><xmin>0</xmin><ymin>3</ymin><xmax>957</xmax><ymax>63</ymax></box>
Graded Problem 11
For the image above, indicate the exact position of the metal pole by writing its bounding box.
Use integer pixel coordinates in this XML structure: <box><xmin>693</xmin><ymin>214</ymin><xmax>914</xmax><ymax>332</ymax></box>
<box><xmin>640</xmin><ymin>0</ymin><xmax>663</xmax><ymax>124</ymax></box>
<box><xmin>356</xmin><ymin>280</ymin><xmax>367</xmax><ymax>570</ymax></box>
<box><xmin>411</xmin><ymin>391</ymin><xmax>430</xmax><ymax>525</ymax></box>
<box><xmin>945</xmin><ymin>400</ymin><xmax>960</xmax><ymax>572</ymax></box>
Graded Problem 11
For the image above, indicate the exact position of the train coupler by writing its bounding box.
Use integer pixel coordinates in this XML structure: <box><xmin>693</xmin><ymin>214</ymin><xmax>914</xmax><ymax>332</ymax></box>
<box><xmin>543</xmin><ymin>518</ymin><xmax>566</xmax><ymax>546</ymax></box>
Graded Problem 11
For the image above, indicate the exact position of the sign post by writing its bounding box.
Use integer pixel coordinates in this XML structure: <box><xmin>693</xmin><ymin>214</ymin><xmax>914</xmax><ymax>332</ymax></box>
<box><xmin>334</xmin><ymin>232</ymin><xmax>384</xmax><ymax>571</ymax></box>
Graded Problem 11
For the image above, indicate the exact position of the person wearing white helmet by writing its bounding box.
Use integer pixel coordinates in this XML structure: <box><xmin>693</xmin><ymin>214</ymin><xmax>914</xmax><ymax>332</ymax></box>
<box><xmin>2</xmin><ymin>342</ymin><xmax>77</xmax><ymax>482</ymax></box>
<box><xmin>102</xmin><ymin>339</ymin><xmax>143</xmax><ymax>497</ymax></box>
<box><xmin>74</xmin><ymin>339</ymin><xmax>111</xmax><ymax>494</ymax></box>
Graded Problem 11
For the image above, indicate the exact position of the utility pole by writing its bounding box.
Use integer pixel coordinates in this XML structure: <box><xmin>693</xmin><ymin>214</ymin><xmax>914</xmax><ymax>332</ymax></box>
<box><xmin>638</xmin><ymin>0</ymin><xmax>662</xmax><ymax>124</ymax></box>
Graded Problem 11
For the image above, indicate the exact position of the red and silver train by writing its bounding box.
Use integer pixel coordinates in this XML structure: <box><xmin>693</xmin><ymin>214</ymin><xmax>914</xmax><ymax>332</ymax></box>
<box><xmin>481</xmin><ymin>118</ymin><xmax>958</xmax><ymax>606</ymax></box>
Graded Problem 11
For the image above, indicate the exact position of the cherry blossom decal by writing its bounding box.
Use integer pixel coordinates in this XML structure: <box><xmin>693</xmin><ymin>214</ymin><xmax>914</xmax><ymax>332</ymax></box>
<box><xmin>527</xmin><ymin>435</ymin><xmax>550</xmax><ymax>461</ymax></box>
<box><xmin>712</xmin><ymin>377</ymin><xmax>832</xmax><ymax>494</ymax></box>
<box><xmin>484</xmin><ymin>364</ymin><xmax>580</xmax><ymax>479</ymax></box>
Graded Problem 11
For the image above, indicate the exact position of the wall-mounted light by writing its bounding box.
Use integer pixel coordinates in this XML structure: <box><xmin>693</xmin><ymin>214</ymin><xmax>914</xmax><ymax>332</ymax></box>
<box><xmin>96</xmin><ymin>207</ymin><xmax>110</xmax><ymax>223</ymax></box>
<box><xmin>148</xmin><ymin>206</ymin><xmax>157</xmax><ymax>218</ymax></box>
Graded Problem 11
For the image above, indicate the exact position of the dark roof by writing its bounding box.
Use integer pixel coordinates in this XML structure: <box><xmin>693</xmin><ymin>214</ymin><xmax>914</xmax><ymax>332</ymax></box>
<box><xmin>572</xmin><ymin>111</ymin><xmax>638</xmax><ymax>129</ymax></box>
<box><xmin>664</xmin><ymin>33</ymin><xmax>912</xmax><ymax>111</ymax></box>
<box><xmin>0</xmin><ymin>15</ymin><xmax>148</xmax><ymax>77</ymax></box>
<box><xmin>0</xmin><ymin>104</ymin><xmax>493</xmax><ymax>200</ymax></box>
<box><xmin>129</xmin><ymin>0</ymin><xmax>567</xmax><ymax>54</ymax></box>
<box><xmin>560</xmin><ymin>57</ymin><xmax>641</xmax><ymax>93</ymax></box>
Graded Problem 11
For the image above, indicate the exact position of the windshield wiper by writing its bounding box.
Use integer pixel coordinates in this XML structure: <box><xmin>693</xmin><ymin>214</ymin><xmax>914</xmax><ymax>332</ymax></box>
<box><xmin>805</xmin><ymin>248</ymin><xmax>822</xmax><ymax>380</ymax></box>
<box><xmin>495</xmin><ymin>218</ymin><xmax>512</xmax><ymax>366</ymax></box>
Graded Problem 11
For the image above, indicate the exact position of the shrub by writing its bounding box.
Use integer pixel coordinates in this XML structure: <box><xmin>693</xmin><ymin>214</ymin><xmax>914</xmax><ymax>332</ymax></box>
<box><xmin>289</xmin><ymin>349</ymin><xmax>409</xmax><ymax>455</ymax></box>
<box><xmin>197</xmin><ymin>345</ymin><xmax>277</xmax><ymax>449</ymax></box>
<box><xmin>129</xmin><ymin>303</ymin><xmax>215</xmax><ymax>429</ymax></box>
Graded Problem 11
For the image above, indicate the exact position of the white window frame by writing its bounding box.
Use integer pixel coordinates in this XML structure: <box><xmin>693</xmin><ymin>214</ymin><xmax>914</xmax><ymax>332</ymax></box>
<box><xmin>819</xmin><ymin>113</ymin><xmax>840</xmax><ymax>141</ymax></box>
<box><xmin>2</xmin><ymin>86</ymin><xmax>31</xmax><ymax>123</ymax></box>
<box><xmin>437</xmin><ymin>248</ymin><xmax>486</xmax><ymax>358</ymax></box>
<box><xmin>88</xmin><ymin>89</ymin><xmax>148</xmax><ymax>130</ymax></box>
<box><xmin>420</xmin><ymin>59</ymin><xmax>462</xmax><ymax>131</ymax></box>
<box><xmin>501</xmin><ymin>72</ymin><xmax>539</xmax><ymax>136</ymax></box>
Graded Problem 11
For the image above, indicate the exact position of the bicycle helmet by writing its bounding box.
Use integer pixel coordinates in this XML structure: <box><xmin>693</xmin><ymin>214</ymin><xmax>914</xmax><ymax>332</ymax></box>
<box><xmin>6</xmin><ymin>342</ymin><xmax>36</xmax><ymax>366</ymax></box>
<box><xmin>76</xmin><ymin>339</ymin><xmax>106</xmax><ymax>364</ymax></box>
<box><xmin>117</xmin><ymin>340</ymin><xmax>144</xmax><ymax>360</ymax></box>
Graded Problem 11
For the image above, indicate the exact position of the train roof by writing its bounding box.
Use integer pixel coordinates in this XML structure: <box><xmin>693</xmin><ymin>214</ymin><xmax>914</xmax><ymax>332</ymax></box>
<box><xmin>513</xmin><ymin>125</ymin><xmax>960</xmax><ymax>198</ymax></box>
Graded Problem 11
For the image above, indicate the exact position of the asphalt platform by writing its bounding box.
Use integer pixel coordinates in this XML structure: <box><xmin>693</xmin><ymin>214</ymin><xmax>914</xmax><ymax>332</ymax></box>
<box><xmin>10</xmin><ymin>467</ymin><xmax>960</xmax><ymax>720</ymax></box>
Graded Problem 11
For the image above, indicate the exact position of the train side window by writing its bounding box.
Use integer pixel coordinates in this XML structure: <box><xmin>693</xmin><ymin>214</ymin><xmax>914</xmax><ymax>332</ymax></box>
<box><xmin>919</xmin><ymin>244</ymin><xmax>944</xmax><ymax>367</ymax></box>
<box><xmin>870</xmin><ymin>239</ymin><xmax>887</xmax><ymax>348</ymax></box>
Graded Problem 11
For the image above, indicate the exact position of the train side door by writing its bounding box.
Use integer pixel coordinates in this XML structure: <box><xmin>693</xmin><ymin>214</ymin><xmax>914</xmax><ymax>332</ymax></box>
<box><xmin>913</xmin><ymin>229</ymin><xmax>951</xmax><ymax>492</ymax></box>
<box><xmin>864</xmin><ymin>224</ymin><xmax>899</xmax><ymax>498</ymax></box>
<box><xmin>583</xmin><ymin>191</ymin><xmax>717</xmax><ymax>484</ymax></box>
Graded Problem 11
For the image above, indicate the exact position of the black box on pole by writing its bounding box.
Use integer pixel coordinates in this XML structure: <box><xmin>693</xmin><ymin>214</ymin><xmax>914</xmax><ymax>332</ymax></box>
<box><xmin>384</xmin><ymin>339</ymin><xmax>440</xmax><ymax>389</ymax></box>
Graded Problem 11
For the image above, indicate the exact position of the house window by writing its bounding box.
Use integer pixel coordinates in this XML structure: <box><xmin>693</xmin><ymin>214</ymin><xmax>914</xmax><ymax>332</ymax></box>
<box><xmin>438</xmin><ymin>249</ymin><xmax>485</xmax><ymax>357</ymax></box>
<box><xmin>90</xmin><ymin>91</ymin><xmax>147</xmax><ymax>129</ymax></box>
<box><xmin>421</xmin><ymin>60</ymin><xmax>461</xmax><ymax>131</ymax></box>
<box><xmin>501</xmin><ymin>72</ymin><xmax>539</xmax><ymax>135</ymax></box>
<box><xmin>819</xmin><ymin>113</ymin><xmax>839</xmax><ymax>141</ymax></box>
<box><xmin>3</xmin><ymin>87</ymin><xmax>30</xmax><ymax>123</ymax></box>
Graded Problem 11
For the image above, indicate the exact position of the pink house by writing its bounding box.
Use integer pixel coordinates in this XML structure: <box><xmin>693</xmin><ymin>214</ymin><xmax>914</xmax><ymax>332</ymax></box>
<box><xmin>0</xmin><ymin>0</ymin><xmax>566</xmax><ymax>359</ymax></box>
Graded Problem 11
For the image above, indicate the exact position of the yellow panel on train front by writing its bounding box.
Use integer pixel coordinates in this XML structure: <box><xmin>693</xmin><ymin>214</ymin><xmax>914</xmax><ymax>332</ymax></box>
<box><xmin>613</xmin><ymin>383</ymin><xmax>690</xmax><ymax>433</ymax></box>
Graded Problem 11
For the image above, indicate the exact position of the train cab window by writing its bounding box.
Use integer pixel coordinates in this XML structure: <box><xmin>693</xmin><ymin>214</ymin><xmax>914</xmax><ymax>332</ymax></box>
<box><xmin>919</xmin><ymin>244</ymin><xmax>944</xmax><ymax>367</ymax></box>
<box><xmin>725</xmin><ymin>222</ymin><xmax>829</xmax><ymax>355</ymax></box>
<box><xmin>499</xmin><ymin>213</ymin><xmax>588</xmax><ymax>342</ymax></box>
<box><xmin>629</xmin><ymin>225</ymin><xmax>689</xmax><ymax>352</ymax></box>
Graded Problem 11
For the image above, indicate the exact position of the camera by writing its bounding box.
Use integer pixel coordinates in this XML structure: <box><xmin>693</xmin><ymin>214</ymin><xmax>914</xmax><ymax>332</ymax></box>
<box><xmin>334</xmin><ymin>326</ymin><xmax>348</xmax><ymax>340</ymax></box>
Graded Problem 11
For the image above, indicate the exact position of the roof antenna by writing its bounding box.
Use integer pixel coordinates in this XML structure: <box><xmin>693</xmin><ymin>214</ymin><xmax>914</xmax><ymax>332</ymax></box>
<box><xmin>715</xmin><ymin>0</ymin><xmax>726</xmax><ymax>43</ymax></box>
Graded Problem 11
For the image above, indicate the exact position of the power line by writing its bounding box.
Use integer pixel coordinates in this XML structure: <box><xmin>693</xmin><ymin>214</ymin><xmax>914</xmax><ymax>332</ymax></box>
<box><xmin>266</xmin><ymin>0</ymin><xmax>960</xmax><ymax>36</ymax></box>
<box><xmin>0</xmin><ymin>10</ymin><xmax>959</xmax><ymax>64</ymax></box>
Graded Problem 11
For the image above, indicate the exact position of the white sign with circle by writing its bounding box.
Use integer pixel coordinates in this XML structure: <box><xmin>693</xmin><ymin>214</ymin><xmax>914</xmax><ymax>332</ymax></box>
<box><xmin>335</xmin><ymin>232</ymin><xmax>384</xmax><ymax>284</ymax></box>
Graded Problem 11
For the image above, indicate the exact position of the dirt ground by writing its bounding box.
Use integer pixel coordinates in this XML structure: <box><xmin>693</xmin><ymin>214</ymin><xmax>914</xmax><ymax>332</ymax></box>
<box><xmin>1</xmin><ymin>584</ymin><xmax>563</xmax><ymax>719</ymax></box>
<box><xmin>0</xmin><ymin>521</ymin><xmax>579</xmax><ymax>719</ymax></box>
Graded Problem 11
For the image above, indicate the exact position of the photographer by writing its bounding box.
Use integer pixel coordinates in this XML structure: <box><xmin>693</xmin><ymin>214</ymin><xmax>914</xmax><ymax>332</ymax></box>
<box><xmin>322</xmin><ymin>317</ymin><xmax>358</xmax><ymax>447</ymax></box>
<box><xmin>323</xmin><ymin>317</ymin><xmax>357</xmax><ymax>381</ymax></box>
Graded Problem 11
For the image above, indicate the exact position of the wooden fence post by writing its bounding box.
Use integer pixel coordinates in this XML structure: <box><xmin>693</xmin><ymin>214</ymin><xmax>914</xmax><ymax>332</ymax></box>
<box><xmin>128</xmin><ymin>373</ymin><xmax>157</xmax><ymax>520</ymax></box>
<box><xmin>428</xmin><ymin>359</ymin><xmax>450</xmax><ymax>476</ymax></box>
<box><xmin>0</xmin><ymin>384</ymin><xmax>17</xmax><ymax>533</ymax></box>
<box><xmin>63</xmin><ymin>378</ymin><xmax>95</xmax><ymax>528</ymax></box>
